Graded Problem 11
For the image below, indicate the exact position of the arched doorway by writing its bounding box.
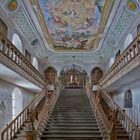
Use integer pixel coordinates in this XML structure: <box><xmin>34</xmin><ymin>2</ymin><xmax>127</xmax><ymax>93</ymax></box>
<box><xmin>61</xmin><ymin>65</ymin><xmax>87</xmax><ymax>89</ymax></box>
<box><xmin>91</xmin><ymin>67</ymin><xmax>103</xmax><ymax>85</ymax></box>
<box><xmin>12</xmin><ymin>88</ymin><xmax>22</xmax><ymax>119</ymax></box>
<box><xmin>12</xmin><ymin>33</ymin><xmax>22</xmax><ymax>53</ymax></box>
<box><xmin>44</xmin><ymin>67</ymin><xmax>57</xmax><ymax>85</ymax></box>
<box><xmin>32</xmin><ymin>57</ymin><xmax>38</xmax><ymax>70</ymax></box>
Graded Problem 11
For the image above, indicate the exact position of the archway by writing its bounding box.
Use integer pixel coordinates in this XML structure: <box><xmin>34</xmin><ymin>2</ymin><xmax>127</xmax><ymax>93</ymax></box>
<box><xmin>123</xmin><ymin>34</ymin><xmax>133</xmax><ymax>51</ymax></box>
<box><xmin>12</xmin><ymin>88</ymin><xmax>22</xmax><ymax>119</ymax></box>
<box><xmin>32</xmin><ymin>57</ymin><xmax>38</xmax><ymax>70</ymax></box>
<box><xmin>44</xmin><ymin>67</ymin><xmax>57</xmax><ymax>85</ymax></box>
<box><xmin>91</xmin><ymin>67</ymin><xmax>103</xmax><ymax>85</ymax></box>
<box><xmin>61</xmin><ymin>64</ymin><xmax>87</xmax><ymax>89</ymax></box>
<box><xmin>12</xmin><ymin>33</ymin><xmax>22</xmax><ymax>52</ymax></box>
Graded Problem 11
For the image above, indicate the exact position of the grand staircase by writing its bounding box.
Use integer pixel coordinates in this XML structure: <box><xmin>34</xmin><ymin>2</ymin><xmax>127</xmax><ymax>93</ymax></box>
<box><xmin>41</xmin><ymin>89</ymin><xmax>102</xmax><ymax>140</ymax></box>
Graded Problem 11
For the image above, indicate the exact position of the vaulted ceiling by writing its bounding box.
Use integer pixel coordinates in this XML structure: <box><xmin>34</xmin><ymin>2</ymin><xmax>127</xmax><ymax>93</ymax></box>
<box><xmin>1</xmin><ymin>0</ymin><xmax>140</xmax><ymax>64</ymax></box>
<box><xmin>30</xmin><ymin>0</ymin><xmax>114</xmax><ymax>52</ymax></box>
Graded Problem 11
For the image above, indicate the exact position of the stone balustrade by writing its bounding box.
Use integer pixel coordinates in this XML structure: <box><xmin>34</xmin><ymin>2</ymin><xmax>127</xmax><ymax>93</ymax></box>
<box><xmin>100</xmin><ymin>34</ymin><xmax>140</xmax><ymax>87</ymax></box>
<box><xmin>0</xmin><ymin>32</ymin><xmax>46</xmax><ymax>87</ymax></box>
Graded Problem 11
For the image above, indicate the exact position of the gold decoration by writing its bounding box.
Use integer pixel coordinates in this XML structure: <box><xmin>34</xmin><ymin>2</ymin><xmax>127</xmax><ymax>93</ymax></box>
<box><xmin>7</xmin><ymin>0</ymin><xmax>18</xmax><ymax>11</ymax></box>
<box><xmin>127</xmin><ymin>1</ymin><xmax>137</xmax><ymax>11</ymax></box>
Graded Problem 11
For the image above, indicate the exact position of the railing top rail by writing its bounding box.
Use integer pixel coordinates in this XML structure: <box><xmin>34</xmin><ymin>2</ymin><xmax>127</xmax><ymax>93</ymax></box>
<box><xmin>86</xmin><ymin>83</ymin><xmax>111</xmax><ymax>134</ymax></box>
<box><xmin>97</xmin><ymin>84</ymin><xmax>140</xmax><ymax>130</ymax></box>
<box><xmin>100</xmin><ymin>33</ymin><xmax>140</xmax><ymax>82</ymax></box>
<box><xmin>0</xmin><ymin>32</ymin><xmax>44</xmax><ymax>80</ymax></box>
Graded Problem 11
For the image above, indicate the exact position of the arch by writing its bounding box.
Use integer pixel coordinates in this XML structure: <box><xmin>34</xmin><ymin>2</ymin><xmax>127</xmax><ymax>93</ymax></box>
<box><xmin>60</xmin><ymin>64</ymin><xmax>87</xmax><ymax>89</ymax></box>
<box><xmin>109</xmin><ymin>57</ymin><xmax>115</xmax><ymax>67</ymax></box>
<box><xmin>44</xmin><ymin>67</ymin><xmax>57</xmax><ymax>84</ymax></box>
<box><xmin>12</xmin><ymin>88</ymin><xmax>22</xmax><ymax>119</ymax></box>
<box><xmin>32</xmin><ymin>57</ymin><xmax>38</xmax><ymax>70</ymax></box>
<box><xmin>123</xmin><ymin>34</ymin><xmax>133</xmax><ymax>51</ymax></box>
<box><xmin>61</xmin><ymin>64</ymin><xmax>86</xmax><ymax>74</ymax></box>
<box><xmin>12</xmin><ymin>33</ymin><xmax>22</xmax><ymax>52</ymax></box>
<box><xmin>91</xmin><ymin>67</ymin><xmax>103</xmax><ymax>84</ymax></box>
<box><xmin>124</xmin><ymin>89</ymin><xmax>133</xmax><ymax>108</ymax></box>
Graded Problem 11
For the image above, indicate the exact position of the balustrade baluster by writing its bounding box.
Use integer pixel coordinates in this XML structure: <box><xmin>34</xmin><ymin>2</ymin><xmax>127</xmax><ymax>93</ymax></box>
<box><xmin>126</xmin><ymin>52</ymin><xmax>129</xmax><ymax>63</ymax></box>
<box><xmin>123</xmin><ymin>55</ymin><xmax>126</xmax><ymax>66</ymax></box>
<box><xmin>14</xmin><ymin>52</ymin><xmax>17</xmax><ymax>62</ymax></box>
<box><xmin>129</xmin><ymin>49</ymin><xmax>133</xmax><ymax>59</ymax></box>
<box><xmin>18</xmin><ymin>55</ymin><xmax>21</xmax><ymax>65</ymax></box>
<box><xmin>17</xmin><ymin>117</ymin><xmax>19</xmax><ymax>132</ymax></box>
<box><xmin>16</xmin><ymin>53</ymin><xmax>19</xmax><ymax>64</ymax></box>
<box><xmin>20</xmin><ymin>115</ymin><xmax>22</xmax><ymax>128</ymax></box>
<box><xmin>13</xmin><ymin>121</ymin><xmax>16</xmax><ymax>135</ymax></box>
<box><xmin>133</xmin><ymin>45</ymin><xmax>137</xmax><ymax>56</ymax></box>
<box><xmin>10</xmin><ymin>48</ymin><xmax>14</xmax><ymax>59</ymax></box>
<box><xmin>6</xmin><ymin>44</ymin><xmax>10</xmax><ymax>56</ymax></box>
<box><xmin>1</xmin><ymin>39</ymin><xmax>5</xmax><ymax>52</ymax></box>
<box><xmin>6</xmin><ymin>129</ymin><xmax>8</xmax><ymax>140</ymax></box>
<box><xmin>10</xmin><ymin>125</ymin><xmax>12</xmax><ymax>139</ymax></box>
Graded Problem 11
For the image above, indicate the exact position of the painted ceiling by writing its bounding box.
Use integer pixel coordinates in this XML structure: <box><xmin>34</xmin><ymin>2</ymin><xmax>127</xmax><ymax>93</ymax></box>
<box><xmin>31</xmin><ymin>0</ymin><xmax>114</xmax><ymax>52</ymax></box>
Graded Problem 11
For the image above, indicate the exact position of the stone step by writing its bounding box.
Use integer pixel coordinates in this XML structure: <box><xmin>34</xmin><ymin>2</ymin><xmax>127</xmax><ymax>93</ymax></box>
<box><xmin>43</xmin><ymin>130</ymin><xmax>101</xmax><ymax>134</ymax></box>
<box><xmin>47</xmin><ymin>123</ymin><xmax>99</xmax><ymax>127</ymax></box>
<box><xmin>49</xmin><ymin>118</ymin><xmax>97</xmax><ymax>121</ymax></box>
<box><xmin>51</xmin><ymin>114</ymin><xmax>95</xmax><ymax>116</ymax></box>
<box><xmin>45</xmin><ymin>126</ymin><xmax>100</xmax><ymax>130</ymax></box>
<box><xmin>48</xmin><ymin>120</ymin><xmax>97</xmax><ymax>123</ymax></box>
<box><xmin>41</xmin><ymin>134</ymin><xmax>102</xmax><ymax>139</ymax></box>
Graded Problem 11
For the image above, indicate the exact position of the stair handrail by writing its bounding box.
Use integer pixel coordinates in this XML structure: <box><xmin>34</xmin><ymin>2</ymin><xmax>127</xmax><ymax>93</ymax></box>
<box><xmin>97</xmin><ymin>83</ymin><xmax>140</xmax><ymax>140</ymax></box>
<box><xmin>0</xmin><ymin>32</ymin><xmax>45</xmax><ymax>85</ymax></box>
<box><xmin>86</xmin><ymin>83</ymin><xmax>111</xmax><ymax>140</ymax></box>
<box><xmin>1</xmin><ymin>86</ymin><xmax>47</xmax><ymax>140</ymax></box>
<box><xmin>35</xmin><ymin>84</ymin><xmax>61</xmax><ymax>139</ymax></box>
<box><xmin>99</xmin><ymin>33</ymin><xmax>140</xmax><ymax>86</ymax></box>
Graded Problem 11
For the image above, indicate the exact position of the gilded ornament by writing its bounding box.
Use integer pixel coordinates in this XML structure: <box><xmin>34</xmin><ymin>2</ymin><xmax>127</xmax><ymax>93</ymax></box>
<box><xmin>7</xmin><ymin>0</ymin><xmax>18</xmax><ymax>12</ymax></box>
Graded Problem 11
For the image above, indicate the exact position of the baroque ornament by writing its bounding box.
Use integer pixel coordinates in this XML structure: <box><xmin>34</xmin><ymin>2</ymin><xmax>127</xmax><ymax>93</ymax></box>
<box><xmin>0</xmin><ymin>101</ymin><xmax>6</xmax><ymax>111</ymax></box>
<box><xmin>7</xmin><ymin>0</ymin><xmax>18</xmax><ymax>12</ymax></box>
<box><xmin>126</xmin><ymin>0</ymin><xmax>139</xmax><ymax>12</ymax></box>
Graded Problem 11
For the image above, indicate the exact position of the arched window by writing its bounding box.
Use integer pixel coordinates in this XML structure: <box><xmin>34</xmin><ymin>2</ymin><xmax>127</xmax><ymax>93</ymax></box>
<box><xmin>124</xmin><ymin>89</ymin><xmax>132</xmax><ymax>108</ymax></box>
<box><xmin>12</xmin><ymin>33</ymin><xmax>22</xmax><ymax>52</ymax></box>
<box><xmin>109</xmin><ymin>57</ymin><xmax>115</xmax><ymax>67</ymax></box>
<box><xmin>123</xmin><ymin>34</ymin><xmax>133</xmax><ymax>51</ymax></box>
<box><xmin>12</xmin><ymin>88</ymin><xmax>22</xmax><ymax>119</ymax></box>
<box><xmin>32</xmin><ymin>57</ymin><xmax>38</xmax><ymax>70</ymax></box>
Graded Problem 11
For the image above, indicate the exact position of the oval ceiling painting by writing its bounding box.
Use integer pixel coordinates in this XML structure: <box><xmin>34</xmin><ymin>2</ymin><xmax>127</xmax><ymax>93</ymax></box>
<box><xmin>31</xmin><ymin>0</ymin><xmax>114</xmax><ymax>52</ymax></box>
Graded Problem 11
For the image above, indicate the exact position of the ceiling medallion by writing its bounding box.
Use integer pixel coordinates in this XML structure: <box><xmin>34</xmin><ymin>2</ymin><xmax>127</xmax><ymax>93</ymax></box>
<box><xmin>126</xmin><ymin>0</ymin><xmax>139</xmax><ymax>12</ymax></box>
<box><xmin>0</xmin><ymin>101</ymin><xmax>6</xmax><ymax>111</ymax></box>
<box><xmin>31</xmin><ymin>39</ymin><xmax>38</xmax><ymax>46</ymax></box>
<box><xmin>7</xmin><ymin>0</ymin><xmax>18</xmax><ymax>12</ymax></box>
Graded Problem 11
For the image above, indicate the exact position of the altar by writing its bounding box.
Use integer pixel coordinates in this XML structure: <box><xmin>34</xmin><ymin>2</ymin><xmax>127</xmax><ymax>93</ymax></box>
<box><xmin>61</xmin><ymin>66</ymin><xmax>87</xmax><ymax>89</ymax></box>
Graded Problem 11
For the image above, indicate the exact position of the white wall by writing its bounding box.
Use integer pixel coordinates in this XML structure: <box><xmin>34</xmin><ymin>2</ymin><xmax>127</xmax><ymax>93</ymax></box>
<box><xmin>0</xmin><ymin>79</ymin><xmax>35</xmax><ymax>131</ymax></box>
<box><xmin>112</xmin><ymin>80</ymin><xmax>140</xmax><ymax>127</ymax></box>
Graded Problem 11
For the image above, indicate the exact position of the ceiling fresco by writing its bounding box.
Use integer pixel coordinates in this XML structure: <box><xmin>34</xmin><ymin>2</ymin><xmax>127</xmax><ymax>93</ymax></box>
<box><xmin>31</xmin><ymin>0</ymin><xmax>114</xmax><ymax>52</ymax></box>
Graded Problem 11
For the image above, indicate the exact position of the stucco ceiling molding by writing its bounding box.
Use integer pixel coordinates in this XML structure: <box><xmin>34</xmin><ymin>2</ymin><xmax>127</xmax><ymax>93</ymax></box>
<box><xmin>4</xmin><ymin>1</ymin><xmax>47</xmax><ymax>58</ymax></box>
